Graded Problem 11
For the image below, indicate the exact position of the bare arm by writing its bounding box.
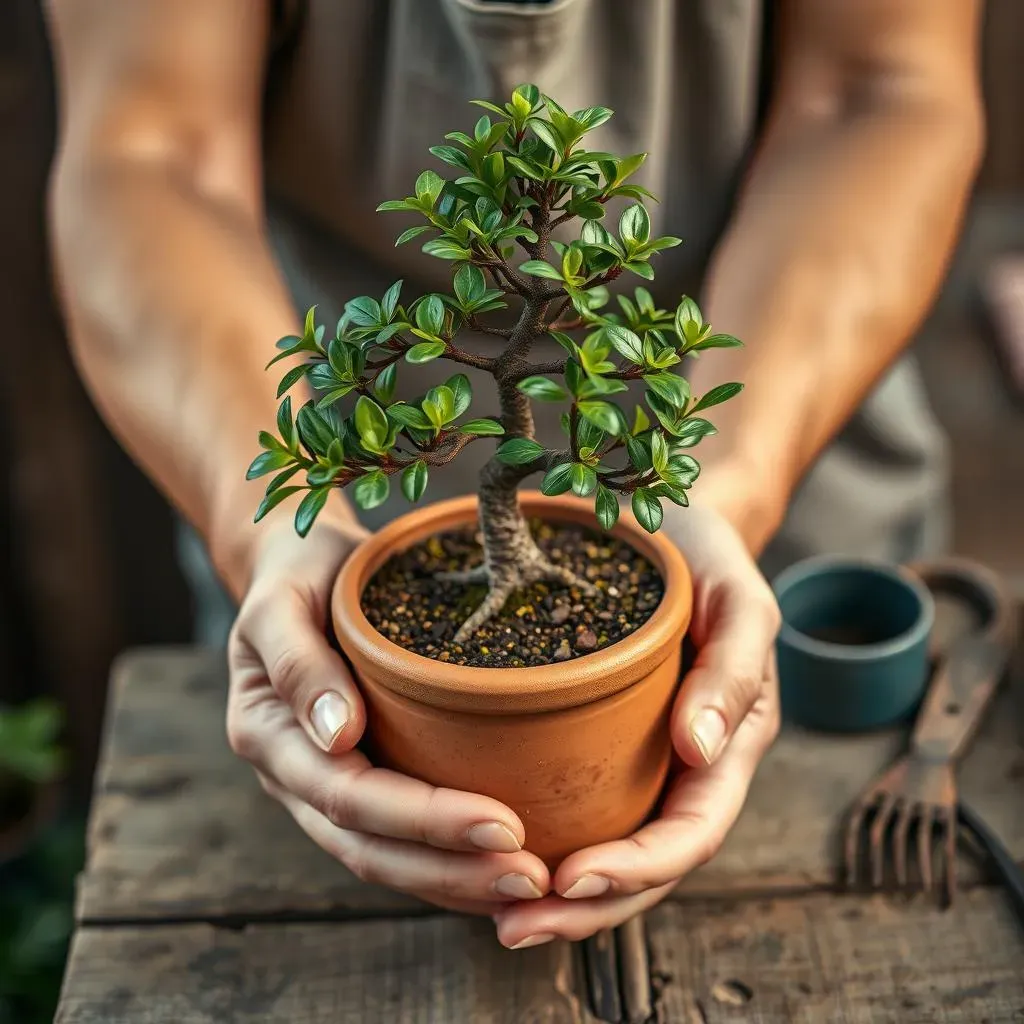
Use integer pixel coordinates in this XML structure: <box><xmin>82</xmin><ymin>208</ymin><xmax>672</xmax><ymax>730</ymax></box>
<box><xmin>690</xmin><ymin>0</ymin><xmax>985</xmax><ymax>551</ymax></box>
<box><xmin>46</xmin><ymin>0</ymin><xmax>358</xmax><ymax>599</ymax></box>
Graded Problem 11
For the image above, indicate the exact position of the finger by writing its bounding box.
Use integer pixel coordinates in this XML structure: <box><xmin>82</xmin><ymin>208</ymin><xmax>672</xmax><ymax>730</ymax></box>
<box><xmin>233</xmin><ymin>692</ymin><xmax>533</xmax><ymax>855</ymax></box>
<box><xmin>672</xmin><ymin>582</ymin><xmax>779</xmax><ymax>767</ymax></box>
<box><xmin>270</xmin><ymin>782</ymin><xmax>550</xmax><ymax>905</ymax></box>
<box><xmin>232</xmin><ymin>589</ymin><xmax>366</xmax><ymax>754</ymax></box>
<box><xmin>552</xmin><ymin>691</ymin><xmax>777</xmax><ymax>897</ymax></box>
<box><xmin>493</xmin><ymin>882</ymin><xmax>675</xmax><ymax>948</ymax></box>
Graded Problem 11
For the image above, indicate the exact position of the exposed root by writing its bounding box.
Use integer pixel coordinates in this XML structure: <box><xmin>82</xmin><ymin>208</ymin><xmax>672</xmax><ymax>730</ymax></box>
<box><xmin>451</xmin><ymin>556</ymin><xmax>599</xmax><ymax>643</ymax></box>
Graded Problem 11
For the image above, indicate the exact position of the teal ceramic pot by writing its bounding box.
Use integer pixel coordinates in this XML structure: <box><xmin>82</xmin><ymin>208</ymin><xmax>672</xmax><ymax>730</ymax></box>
<box><xmin>772</xmin><ymin>556</ymin><xmax>935</xmax><ymax>732</ymax></box>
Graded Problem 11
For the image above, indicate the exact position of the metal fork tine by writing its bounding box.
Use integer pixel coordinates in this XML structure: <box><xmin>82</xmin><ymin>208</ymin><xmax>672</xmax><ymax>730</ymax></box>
<box><xmin>844</xmin><ymin>797</ymin><xmax>873</xmax><ymax>888</ymax></box>
<box><xmin>918</xmin><ymin>804</ymin><xmax>935</xmax><ymax>891</ymax></box>
<box><xmin>893</xmin><ymin>800</ymin><xmax>912</xmax><ymax>888</ymax></box>
<box><xmin>941</xmin><ymin>806</ymin><xmax>958</xmax><ymax>906</ymax></box>
<box><xmin>869</xmin><ymin>793</ymin><xmax>898</xmax><ymax>888</ymax></box>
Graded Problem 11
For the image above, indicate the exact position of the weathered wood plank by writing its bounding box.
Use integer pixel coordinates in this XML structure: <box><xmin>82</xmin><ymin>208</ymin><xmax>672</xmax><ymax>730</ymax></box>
<box><xmin>648</xmin><ymin>888</ymin><xmax>1024</xmax><ymax>1023</ymax></box>
<box><xmin>57</xmin><ymin>889</ymin><xmax>1024</xmax><ymax>1024</ymax></box>
<box><xmin>56</xmin><ymin>917</ymin><xmax>595</xmax><ymax>1024</ymax></box>
<box><xmin>79</xmin><ymin>648</ymin><xmax>1024</xmax><ymax>920</ymax></box>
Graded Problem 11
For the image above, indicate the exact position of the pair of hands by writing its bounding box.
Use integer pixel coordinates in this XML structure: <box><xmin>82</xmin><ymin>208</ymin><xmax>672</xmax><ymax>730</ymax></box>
<box><xmin>226</xmin><ymin>499</ymin><xmax>781</xmax><ymax>949</ymax></box>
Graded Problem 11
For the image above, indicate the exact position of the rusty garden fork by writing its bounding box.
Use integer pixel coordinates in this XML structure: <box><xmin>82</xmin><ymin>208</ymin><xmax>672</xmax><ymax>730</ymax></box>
<box><xmin>843</xmin><ymin>559</ymin><xmax>1016</xmax><ymax>905</ymax></box>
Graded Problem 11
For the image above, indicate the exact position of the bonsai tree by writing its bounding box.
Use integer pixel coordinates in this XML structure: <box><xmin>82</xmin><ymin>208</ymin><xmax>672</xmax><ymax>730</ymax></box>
<box><xmin>249</xmin><ymin>85</ymin><xmax>743</xmax><ymax>641</ymax></box>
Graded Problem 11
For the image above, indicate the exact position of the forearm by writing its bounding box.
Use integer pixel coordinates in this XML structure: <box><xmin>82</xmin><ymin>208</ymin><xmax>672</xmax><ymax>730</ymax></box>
<box><xmin>692</xmin><ymin>87</ymin><xmax>983</xmax><ymax>552</ymax></box>
<box><xmin>50</xmin><ymin>159</ymin><xmax>354</xmax><ymax>598</ymax></box>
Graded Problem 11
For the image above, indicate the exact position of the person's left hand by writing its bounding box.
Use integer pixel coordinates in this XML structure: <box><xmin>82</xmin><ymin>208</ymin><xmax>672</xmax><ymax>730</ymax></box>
<box><xmin>492</xmin><ymin>503</ymin><xmax>781</xmax><ymax>949</ymax></box>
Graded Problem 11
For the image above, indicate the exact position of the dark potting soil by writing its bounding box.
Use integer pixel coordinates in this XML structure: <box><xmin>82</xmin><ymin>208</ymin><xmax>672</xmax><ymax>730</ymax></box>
<box><xmin>361</xmin><ymin>520</ymin><xmax>664</xmax><ymax>668</ymax></box>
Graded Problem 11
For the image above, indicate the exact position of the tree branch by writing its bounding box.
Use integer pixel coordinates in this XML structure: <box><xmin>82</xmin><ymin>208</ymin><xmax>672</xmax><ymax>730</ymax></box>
<box><xmin>442</xmin><ymin>345</ymin><xmax>497</xmax><ymax>371</ymax></box>
<box><xmin>467</xmin><ymin>317</ymin><xmax>513</xmax><ymax>340</ymax></box>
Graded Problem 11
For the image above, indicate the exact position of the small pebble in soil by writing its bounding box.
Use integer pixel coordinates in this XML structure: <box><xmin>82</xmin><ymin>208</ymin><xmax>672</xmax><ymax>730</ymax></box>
<box><xmin>361</xmin><ymin>519</ymin><xmax>664</xmax><ymax>669</ymax></box>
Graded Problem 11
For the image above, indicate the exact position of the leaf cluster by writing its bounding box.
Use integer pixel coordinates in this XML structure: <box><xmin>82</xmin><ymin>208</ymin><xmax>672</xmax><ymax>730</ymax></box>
<box><xmin>250</xmin><ymin>85</ymin><xmax>744</xmax><ymax>537</ymax></box>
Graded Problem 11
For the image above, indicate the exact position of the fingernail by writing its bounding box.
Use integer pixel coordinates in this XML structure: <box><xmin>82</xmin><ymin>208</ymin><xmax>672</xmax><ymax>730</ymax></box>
<box><xmin>493</xmin><ymin>873</ymin><xmax>544</xmax><ymax>900</ymax></box>
<box><xmin>310</xmin><ymin>692</ymin><xmax>350</xmax><ymax>750</ymax></box>
<box><xmin>509</xmin><ymin>933</ymin><xmax>555</xmax><ymax>950</ymax></box>
<box><xmin>561</xmin><ymin>874</ymin><xmax>610</xmax><ymax>899</ymax></box>
<box><xmin>468</xmin><ymin>821</ymin><xmax>522</xmax><ymax>853</ymax></box>
<box><xmin>690</xmin><ymin>707</ymin><xmax>727</xmax><ymax>764</ymax></box>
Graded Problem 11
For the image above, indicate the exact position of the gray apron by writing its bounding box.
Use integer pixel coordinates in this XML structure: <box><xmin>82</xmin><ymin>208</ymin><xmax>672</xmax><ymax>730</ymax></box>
<box><xmin>183</xmin><ymin>0</ymin><xmax>950</xmax><ymax>641</ymax></box>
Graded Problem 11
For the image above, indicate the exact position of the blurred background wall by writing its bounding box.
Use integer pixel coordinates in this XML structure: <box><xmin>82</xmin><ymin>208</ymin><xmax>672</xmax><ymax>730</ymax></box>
<box><xmin>0</xmin><ymin>0</ymin><xmax>1022</xmax><ymax>790</ymax></box>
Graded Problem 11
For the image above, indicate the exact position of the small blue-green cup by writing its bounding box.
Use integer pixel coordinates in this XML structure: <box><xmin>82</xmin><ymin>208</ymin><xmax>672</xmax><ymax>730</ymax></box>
<box><xmin>772</xmin><ymin>556</ymin><xmax>935</xmax><ymax>732</ymax></box>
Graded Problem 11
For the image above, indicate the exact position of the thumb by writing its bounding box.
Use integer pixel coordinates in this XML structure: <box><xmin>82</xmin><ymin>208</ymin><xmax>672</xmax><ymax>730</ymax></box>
<box><xmin>671</xmin><ymin>582</ymin><xmax>779</xmax><ymax>767</ymax></box>
<box><xmin>231</xmin><ymin>590</ymin><xmax>367</xmax><ymax>754</ymax></box>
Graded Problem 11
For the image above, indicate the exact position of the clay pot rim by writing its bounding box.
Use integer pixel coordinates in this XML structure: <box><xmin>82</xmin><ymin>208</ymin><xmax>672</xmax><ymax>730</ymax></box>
<box><xmin>332</xmin><ymin>491</ymin><xmax>692</xmax><ymax>714</ymax></box>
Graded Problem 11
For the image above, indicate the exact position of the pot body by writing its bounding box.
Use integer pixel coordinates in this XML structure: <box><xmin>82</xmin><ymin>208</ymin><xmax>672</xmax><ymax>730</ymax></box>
<box><xmin>332</xmin><ymin>492</ymin><xmax>692</xmax><ymax>865</ymax></box>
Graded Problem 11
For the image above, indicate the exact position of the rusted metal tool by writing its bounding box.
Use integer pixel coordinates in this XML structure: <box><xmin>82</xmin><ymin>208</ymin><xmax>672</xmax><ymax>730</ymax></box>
<box><xmin>843</xmin><ymin>558</ymin><xmax>1017</xmax><ymax>905</ymax></box>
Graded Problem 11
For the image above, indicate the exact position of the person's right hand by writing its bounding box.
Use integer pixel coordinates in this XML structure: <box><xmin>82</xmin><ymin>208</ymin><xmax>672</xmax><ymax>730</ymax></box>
<box><xmin>225</xmin><ymin>503</ymin><xmax>552</xmax><ymax>915</ymax></box>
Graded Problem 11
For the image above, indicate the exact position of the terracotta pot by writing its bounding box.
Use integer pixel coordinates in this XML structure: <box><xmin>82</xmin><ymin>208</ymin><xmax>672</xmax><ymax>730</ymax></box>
<box><xmin>332</xmin><ymin>491</ymin><xmax>692</xmax><ymax>865</ymax></box>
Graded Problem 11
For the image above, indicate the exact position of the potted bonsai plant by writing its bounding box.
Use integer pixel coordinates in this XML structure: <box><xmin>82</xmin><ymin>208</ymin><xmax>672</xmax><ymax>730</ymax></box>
<box><xmin>248</xmin><ymin>86</ymin><xmax>743</xmax><ymax>864</ymax></box>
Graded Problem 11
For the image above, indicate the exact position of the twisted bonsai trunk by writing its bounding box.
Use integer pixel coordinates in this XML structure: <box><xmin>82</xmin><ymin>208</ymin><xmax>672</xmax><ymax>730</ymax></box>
<box><xmin>449</xmin><ymin>294</ymin><xmax>597</xmax><ymax>641</ymax></box>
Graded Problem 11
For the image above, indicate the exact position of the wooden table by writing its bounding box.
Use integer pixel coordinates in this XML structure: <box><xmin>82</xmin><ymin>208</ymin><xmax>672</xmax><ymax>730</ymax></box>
<box><xmin>55</xmin><ymin>648</ymin><xmax>1024</xmax><ymax>1023</ymax></box>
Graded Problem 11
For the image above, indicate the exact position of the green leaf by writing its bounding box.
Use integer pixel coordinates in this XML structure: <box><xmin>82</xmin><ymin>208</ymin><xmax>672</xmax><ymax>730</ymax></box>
<box><xmin>519</xmin><ymin>260</ymin><xmax>564</xmax><ymax>281</ymax></box>
<box><xmin>453</xmin><ymin>265</ymin><xmax>486</xmax><ymax>306</ymax></box>
<box><xmin>594</xmin><ymin>485</ymin><xmax>620</xmax><ymax>530</ymax></box>
<box><xmin>426</xmin><ymin>384</ymin><xmax>456</xmax><ymax>424</ymax></box>
<box><xmin>513</xmin><ymin>83</ymin><xmax>541</xmax><ymax>110</ymax></box>
<box><xmin>297</xmin><ymin>402</ymin><xmax>338</xmax><ymax>456</ymax></box>
<box><xmin>675</xmin><ymin>417</ymin><xmax>718</xmax><ymax>448</ymax></box>
<box><xmin>346</xmin><ymin>296</ymin><xmax>381</xmax><ymax>328</ymax></box>
<box><xmin>517</xmin><ymin>376</ymin><xmax>568</xmax><ymax>402</ymax></box>
<box><xmin>295</xmin><ymin>487</ymin><xmax>330</xmax><ymax>537</ymax></box>
<box><xmin>570</xmin><ymin>462</ymin><xmax>598</xmax><ymax>497</ymax></box>
<box><xmin>276</xmin><ymin>395</ymin><xmax>294</xmax><ymax>449</ymax></box>
<box><xmin>406</xmin><ymin>341</ymin><xmax>447</xmax><ymax>363</ymax></box>
<box><xmin>604</xmin><ymin>324</ymin><xmax>644</xmax><ymax>363</ymax></box>
<box><xmin>415</xmin><ymin>294</ymin><xmax>445</xmax><ymax>337</ymax></box>
<box><xmin>578</xmin><ymin>400</ymin><xmax>625</xmax><ymax>436</ymax></box>
<box><xmin>387</xmin><ymin>403</ymin><xmax>432</xmax><ymax>430</ymax></box>
<box><xmin>401</xmin><ymin>461</ymin><xmax>429</xmax><ymax>503</ymax></box>
<box><xmin>422</xmin><ymin>239</ymin><xmax>473</xmax><ymax>261</ymax></box>
<box><xmin>381</xmin><ymin>280</ymin><xmax>403</xmax><ymax>321</ymax></box>
<box><xmin>632</xmin><ymin>487</ymin><xmax>664</xmax><ymax>533</ymax></box>
<box><xmin>623</xmin><ymin>260</ymin><xmax>655</xmax><ymax>280</ymax></box>
<box><xmin>246</xmin><ymin>449</ymin><xmax>293</xmax><ymax>480</ymax></box>
<box><xmin>497</xmin><ymin>438</ymin><xmax>545</xmax><ymax>465</ymax></box>
<box><xmin>675</xmin><ymin>296</ymin><xmax>704</xmax><ymax>345</ymax></box>
<box><xmin>692</xmin><ymin>382</ymin><xmax>744</xmax><ymax>413</ymax></box>
<box><xmin>368</xmin><ymin>367</ymin><xmax>395</xmax><ymax>406</ymax></box>
<box><xmin>632</xmin><ymin>405</ymin><xmax>651</xmax><ymax>435</ymax></box>
<box><xmin>527</xmin><ymin>117</ymin><xmax>564</xmax><ymax>158</ymax></box>
<box><xmin>446</xmin><ymin>373</ymin><xmax>473</xmax><ymax>417</ymax></box>
<box><xmin>645</xmin><ymin>372</ymin><xmax>690</xmax><ymax>409</ymax></box>
<box><xmin>690</xmin><ymin>332</ymin><xmax>744</xmax><ymax>352</ymax></box>
<box><xmin>254</xmin><ymin>485</ymin><xmax>303</xmax><ymax>523</ymax></box>
<box><xmin>612</xmin><ymin>152</ymin><xmax>647</xmax><ymax>186</ymax></box>
<box><xmin>619</xmin><ymin>203</ymin><xmax>651</xmax><ymax>246</ymax></box>
<box><xmin>354</xmin><ymin>395</ymin><xmax>389</xmax><ymax>452</ymax></box>
<box><xmin>275</xmin><ymin>363</ymin><xmax>309</xmax><ymax>399</ymax></box>
<box><xmin>429</xmin><ymin>145</ymin><xmax>473</xmax><ymax>171</ymax></box>
<box><xmin>460</xmin><ymin>418</ymin><xmax>505</xmax><ymax>436</ymax></box>
<box><xmin>471</xmin><ymin>98</ymin><xmax>509</xmax><ymax>117</ymax></box>
<box><xmin>415</xmin><ymin>169</ymin><xmax>445</xmax><ymax>207</ymax></box>
<box><xmin>352</xmin><ymin>469</ymin><xmax>390</xmax><ymax>510</ymax></box>
<box><xmin>650</xmin><ymin>431</ymin><xmax>669</xmax><ymax>474</ymax></box>
<box><xmin>651</xmin><ymin>481</ymin><xmax>689</xmax><ymax>507</ymax></box>
<box><xmin>395</xmin><ymin>225</ymin><xmax>432</xmax><ymax>247</ymax></box>
<box><xmin>664</xmin><ymin>454</ymin><xmax>701</xmax><ymax>488</ymax></box>
<box><xmin>550</xmin><ymin>331</ymin><xmax>580</xmax><ymax>357</ymax></box>
<box><xmin>626</xmin><ymin>434</ymin><xmax>652</xmax><ymax>471</ymax></box>
<box><xmin>376</xmin><ymin>199</ymin><xmax>415</xmax><ymax>212</ymax></box>
<box><xmin>541</xmin><ymin>461</ymin><xmax>574</xmax><ymax>496</ymax></box>
<box><xmin>266</xmin><ymin>464</ymin><xmax>301</xmax><ymax>494</ymax></box>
